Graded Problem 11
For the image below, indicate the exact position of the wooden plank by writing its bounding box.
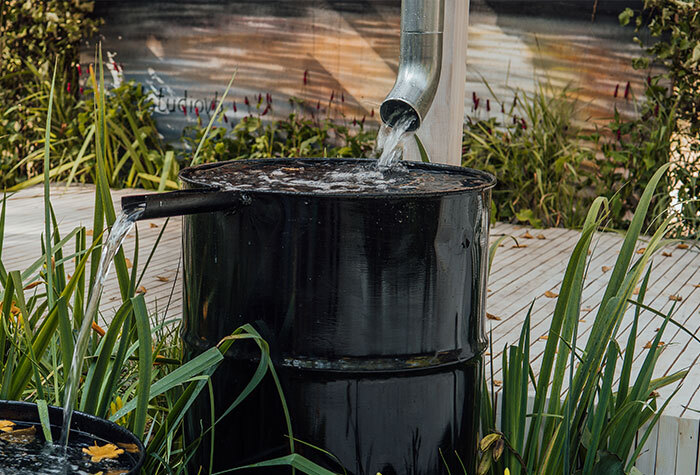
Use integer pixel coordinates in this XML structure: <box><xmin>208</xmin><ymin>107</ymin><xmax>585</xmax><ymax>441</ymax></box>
<box><xmin>677</xmin><ymin>417</ymin><xmax>699</xmax><ymax>475</ymax></box>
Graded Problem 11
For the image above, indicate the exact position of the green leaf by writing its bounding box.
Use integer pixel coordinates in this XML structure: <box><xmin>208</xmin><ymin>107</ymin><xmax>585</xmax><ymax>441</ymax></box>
<box><xmin>221</xmin><ymin>453</ymin><xmax>336</xmax><ymax>474</ymax></box>
<box><xmin>131</xmin><ymin>294</ymin><xmax>152</xmax><ymax>438</ymax></box>
<box><xmin>592</xmin><ymin>451</ymin><xmax>624</xmax><ymax>474</ymax></box>
<box><xmin>619</xmin><ymin>8</ymin><xmax>634</xmax><ymax>26</ymax></box>
<box><xmin>414</xmin><ymin>135</ymin><xmax>430</xmax><ymax>163</ymax></box>
<box><xmin>36</xmin><ymin>400</ymin><xmax>53</xmax><ymax>444</ymax></box>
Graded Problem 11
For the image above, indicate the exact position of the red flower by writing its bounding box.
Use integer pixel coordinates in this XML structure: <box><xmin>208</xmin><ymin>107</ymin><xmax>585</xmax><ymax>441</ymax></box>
<box><xmin>616</xmin><ymin>129</ymin><xmax>621</xmax><ymax>141</ymax></box>
<box><xmin>223</xmin><ymin>114</ymin><xmax>228</xmax><ymax>123</ymax></box>
<box><xmin>79</xmin><ymin>86</ymin><xmax>84</xmax><ymax>94</ymax></box>
<box><xmin>66</xmin><ymin>82</ymin><xmax>71</xmax><ymax>93</ymax></box>
<box><xmin>316</xmin><ymin>100</ymin><xmax>320</xmax><ymax>110</ymax></box>
<box><xmin>341</xmin><ymin>92</ymin><xmax>345</xmax><ymax>103</ymax></box>
<box><xmin>486</xmin><ymin>99</ymin><xmax>490</xmax><ymax>112</ymax></box>
<box><xmin>244</xmin><ymin>96</ymin><xmax>250</xmax><ymax>106</ymax></box>
<box><xmin>501</xmin><ymin>103</ymin><xmax>505</xmax><ymax>113</ymax></box>
<box><xmin>195</xmin><ymin>106</ymin><xmax>199</xmax><ymax>117</ymax></box>
<box><xmin>330</xmin><ymin>91</ymin><xmax>334</xmax><ymax>102</ymax></box>
<box><xmin>352</xmin><ymin>117</ymin><xmax>357</xmax><ymax>126</ymax></box>
<box><xmin>614</xmin><ymin>84</ymin><xmax>619</xmax><ymax>97</ymax></box>
<box><xmin>520</xmin><ymin>118</ymin><xmax>527</xmax><ymax>130</ymax></box>
<box><xmin>654</xmin><ymin>103</ymin><xmax>659</xmax><ymax>116</ymax></box>
<box><xmin>646</xmin><ymin>75</ymin><xmax>651</xmax><ymax>86</ymax></box>
<box><xmin>262</xmin><ymin>105</ymin><xmax>270</xmax><ymax>116</ymax></box>
<box><xmin>624</xmin><ymin>82</ymin><xmax>630</xmax><ymax>100</ymax></box>
<box><xmin>233</xmin><ymin>101</ymin><xmax>237</xmax><ymax>112</ymax></box>
<box><xmin>77</xmin><ymin>64</ymin><xmax>82</xmax><ymax>76</ymax></box>
<box><xmin>370</xmin><ymin>109</ymin><xmax>374</xmax><ymax>118</ymax></box>
<box><xmin>211</xmin><ymin>100</ymin><xmax>216</xmax><ymax>111</ymax></box>
<box><xmin>182</xmin><ymin>105</ymin><xmax>187</xmax><ymax>115</ymax></box>
<box><xmin>113</xmin><ymin>61</ymin><xmax>119</xmax><ymax>72</ymax></box>
<box><xmin>303</xmin><ymin>70</ymin><xmax>308</xmax><ymax>85</ymax></box>
<box><xmin>474</xmin><ymin>98</ymin><xmax>480</xmax><ymax>110</ymax></box>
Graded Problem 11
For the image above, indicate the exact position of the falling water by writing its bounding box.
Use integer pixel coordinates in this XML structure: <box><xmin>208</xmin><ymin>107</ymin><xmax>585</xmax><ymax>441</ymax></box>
<box><xmin>58</xmin><ymin>206</ymin><xmax>144</xmax><ymax>448</ymax></box>
<box><xmin>375</xmin><ymin>115</ymin><xmax>415</xmax><ymax>169</ymax></box>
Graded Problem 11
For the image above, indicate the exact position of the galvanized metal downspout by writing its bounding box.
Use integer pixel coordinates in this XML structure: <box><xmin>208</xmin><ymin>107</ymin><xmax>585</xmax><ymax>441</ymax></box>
<box><xmin>380</xmin><ymin>0</ymin><xmax>445</xmax><ymax>132</ymax></box>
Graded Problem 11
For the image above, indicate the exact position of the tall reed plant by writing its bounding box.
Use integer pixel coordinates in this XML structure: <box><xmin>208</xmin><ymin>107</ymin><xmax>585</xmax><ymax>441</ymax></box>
<box><xmin>478</xmin><ymin>164</ymin><xmax>689</xmax><ymax>475</ymax></box>
<box><xmin>0</xmin><ymin>55</ymin><xmax>336</xmax><ymax>474</ymax></box>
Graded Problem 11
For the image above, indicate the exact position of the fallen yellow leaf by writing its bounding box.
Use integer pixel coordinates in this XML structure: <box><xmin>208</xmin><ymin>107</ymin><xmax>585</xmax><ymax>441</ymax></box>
<box><xmin>661</xmin><ymin>251</ymin><xmax>672</xmax><ymax>257</ymax></box>
<box><xmin>643</xmin><ymin>341</ymin><xmax>665</xmax><ymax>349</ymax></box>
<box><xmin>149</xmin><ymin>222</ymin><xmax>158</xmax><ymax>229</ymax></box>
<box><xmin>82</xmin><ymin>442</ymin><xmax>124</xmax><ymax>463</ymax></box>
<box><xmin>544</xmin><ymin>290</ymin><xmax>559</xmax><ymax>298</ymax></box>
<box><xmin>86</xmin><ymin>229</ymin><xmax>94</xmax><ymax>236</ymax></box>
<box><xmin>136</xmin><ymin>286</ymin><xmax>147</xmax><ymax>294</ymax></box>
<box><xmin>116</xmin><ymin>442</ymin><xmax>140</xmax><ymax>453</ymax></box>
<box><xmin>636</xmin><ymin>247</ymin><xmax>646</xmax><ymax>254</ymax></box>
<box><xmin>486</xmin><ymin>313</ymin><xmax>501</xmax><ymax>321</ymax></box>
<box><xmin>493</xmin><ymin>380</ymin><xmax>502</xmax><ymax>387</ymax></box>
<box><xmin>582</xmin><ymin>307</ymin><xmax>593</xmax><ymax>312</ymax></box>
<box><xmin>633</xmin><ymin>287</ymin><xmax>640</xmax><ymax>295</ymax></box>
<box><xmin>677</xmin><ymin>243</ymin><xmax>689</xmax><ymax>249</ymax></box>
<box><xmin>669</xmin><ymin>295</ymin><xmax>682</xmax><ymax>301</ymax></box>
<box><xmin>601</xmin><ymin>266</ymin><xmax>611</xmax><ymax>272</ymax></box>
<box><xmin>521</xmin><ymin>231</ymin><xmax>534</xmax><ymax>239</ymax></box>
<box><xmin>0</xmin><ymin>425</ymin><xmax>36</xmax><ymax>444</ymax></box>
<box><xmin>156</xmin><ymin>275</ymin><xmax>170</xmax><ymax>282</ymax></box>
<box><xmin>0</xmin><ymin>420</ymin><xmax>15</xmax><ymax>432</ymax></box>
<box><xmin>694</xmin><ymin>284</ymin><xmax>700</xmax><ymax>288</ymax></box>
<box><xmin>536</xmin><ymin>234</ymin><xmax>546</xmax><ymax>240</ymax></box>
<box><xmin>125</xmin><ymin>258</ymin><xmax>132</xmax><ymax>269</ymax></box>
<box><xmin>540</xmin><ymin>335</ymin><xmax>549</xmax><ymax>340</ymax></box>
<box><xmin>512</xmin><ymin>244</ymin><xmax>528</xmax><ymax>249</ymax></box>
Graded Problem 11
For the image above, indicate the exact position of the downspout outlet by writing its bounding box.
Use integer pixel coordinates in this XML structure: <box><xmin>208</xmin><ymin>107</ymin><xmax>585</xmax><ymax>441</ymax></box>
<box><xmin>380</xmin><ymin>0</ymin><xmax>445</xmax><ymax>132</ymax></box>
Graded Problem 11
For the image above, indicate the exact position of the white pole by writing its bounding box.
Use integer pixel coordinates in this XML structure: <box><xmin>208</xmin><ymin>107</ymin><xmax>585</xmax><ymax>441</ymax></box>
<box><xmin>409</xmin><ymin>0</ymin><xmax>469</xmax><ymax>166</ymax></box>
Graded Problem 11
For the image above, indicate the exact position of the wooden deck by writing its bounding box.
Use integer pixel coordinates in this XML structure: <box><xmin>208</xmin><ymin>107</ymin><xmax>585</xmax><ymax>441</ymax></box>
<box><xmin>4</xmin><ymin>184</ymin><xmax>700</xmax><ymax>474</ymax></box>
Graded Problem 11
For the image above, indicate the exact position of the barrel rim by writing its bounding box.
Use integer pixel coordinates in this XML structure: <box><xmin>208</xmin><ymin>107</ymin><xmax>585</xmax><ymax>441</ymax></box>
<box><xmin>178</xmin><ymin>158</ymin><xmax>496</xmax><ymax>199</ymax></box>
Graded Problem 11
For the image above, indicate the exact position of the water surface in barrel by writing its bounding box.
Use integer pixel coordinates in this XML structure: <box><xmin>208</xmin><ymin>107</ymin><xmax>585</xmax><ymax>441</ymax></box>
<box><xmin>0</xmin><ymin>424</ymin><xmax>135</xmax><ymax>474</ymax></box>
<box><xmin>184</xmin><ymin>160</ymin><xmax>492</xmax><ymax>195</ymax></box>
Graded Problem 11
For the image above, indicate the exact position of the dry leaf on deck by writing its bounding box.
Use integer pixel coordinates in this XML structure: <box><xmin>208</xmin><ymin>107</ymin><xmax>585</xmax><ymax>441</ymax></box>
<box><xmin>91</xmin><ymin>321</ymin><xmax>105</xmax><ymax>337</ymax></box>
<box><xmin>521</xmin><ymin>231</ymin><xmax>534</xmax><ymax>239</ymax></box>
<box><xmin>601</xmin><ymin>266</ymin><xmax>611</xmax><ymax>272</ymax></box>
<box><xmin>544</xmin><ymin>290</ymin><xmax>559</xmax><ymax>298</ymax></box>
<box><xmin>493</xmin><ymin>380</ymin><xmax>502</xmax><ymax>387</ymax></box>
<box><xmin>661</xmin><ymin>251</ymin><xmax>672</xmax><ymax>257</ymax></box>
<box><xmin>650</xmin><ymin>391</ymin><xmax>660</xmax><ymax>398</ymax></box>
<box><xmin>536</xmin><ymin>234</ymin><xmax>546</xmax><ymax>240</ymax></box>
<box><xmin>486</xmin><ymin>313</ymin><xmax>501</xmax><ymax>321</ymax></box>
<box><xmin>579</xmin><ymin>319</ymin><xmax>586</xmax><ymax>323</ymax></box>
<box><xmin>86</xmin><ymin>229</ymin><xmax>94</xmax><ymax>236</ymax></box>
<box><xmin>582</xmin><ymin>307</ymin><xmax>593</xmax><ymax>312</ymax></box>
<box><xmin>677</xmin><ymin>243</ymin><xmax>689</xmax><ymax>249</ymax></box>
<box><xmin>694</xmin><ymin>284</ymin><xmax>700</xmax><ymax>288</ymax></box>
<box><xmin>636</xmin><ymin>247</ymin><xmax>646</xmax><ymax>254</ymax></box>
<box><xmin>540</xmin><ymin>335</ymin><xmax>549</xmax><ymax>340</ymax></box>
<box><xmin>587</xmin><ymin>250</ymin><xmax>592</xmax><ymax>255</ymax></box>
<box><xmin>156</xmin><ymin>276</ymin><xmax>170</xmax><ymax>282</ymax></box>
<box><xmin>82</xmin><ymin>442</ymin><xmax>124</xmax><ymax>463</ymax></box>
<box><xmin>125</xmin><ymin>258</ymin><xmax>132</xmax><ymax>269</ymax></box>
<box><xmin>136</xmin><ymin>286</ymin><xmax>147</xmax><ymax>294</ymax></box>
<box><xmin>669</xmin><ymin>294</ymin><xmax>682</xmax><ymax>301</ymax></box>
<box><xmin>633</xmin><ymin>287</ymin><xmax>640</xmax><ymax>295</ymax></box>
<box><xmin>512</xmin><ymin>244</ymin><xmax>528</xmax><ymax>249</ymax></box>
<box><xmin>643</xmin><ymin>341</ymin><xmax>665</xmax><ymax>349</ymax></box>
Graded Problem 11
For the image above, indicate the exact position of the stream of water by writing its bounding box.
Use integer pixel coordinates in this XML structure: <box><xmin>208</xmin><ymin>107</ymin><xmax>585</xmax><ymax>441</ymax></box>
<box><xmin>375</xmin><ymin>115</ymin><xmax>415</xmax><ymax>169</ymax></box>
<box><xmin>59</xmin><ymin>206</ymin><xmax>144</xmax><ymax>448</ymax></box>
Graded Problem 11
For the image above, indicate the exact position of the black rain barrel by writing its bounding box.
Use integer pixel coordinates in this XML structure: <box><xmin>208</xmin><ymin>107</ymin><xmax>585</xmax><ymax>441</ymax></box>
<box><xmin>179</xmin><ymin>158</ymin><xmax>495</xmax><ymax>474</ymax></box>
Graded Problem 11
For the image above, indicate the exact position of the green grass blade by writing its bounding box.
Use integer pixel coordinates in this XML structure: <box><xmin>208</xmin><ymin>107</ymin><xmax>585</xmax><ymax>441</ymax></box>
<box><xmin>131</xmin><ymin>294</ymin><xmax>152</xmax><ymax>438</ymax></box>
<box><xmin>37</xmin><ymin>400</ymin><xmax>53</xmax><ymax>444</ymax></box>
<box><xmin>414</xmin><ymin>135</ymin><xmax>430</xmax><ymax>163</ymax></box>
<box><xmin>582</xmin><ymin>342</ymin><xmax>618</xmax><ymax>473</ymax></box>
<box><xmin>219</xmin><ymin>453</ymin><xmax>336</xmax><ymax>475</ymax></box>
<box><xmin>43</xmin><ymin>59</ymin><xmax>59</xmax><ymax>311</ymax></box>
<box><xmin>82</xmin><ymin>301</ymin><xmax>133</xmax><ymax>415</ymax></box>
<box><xmin>191</xmin><ymin>71</ymin><xmax>237</xmax><ymax>166</ymax></box>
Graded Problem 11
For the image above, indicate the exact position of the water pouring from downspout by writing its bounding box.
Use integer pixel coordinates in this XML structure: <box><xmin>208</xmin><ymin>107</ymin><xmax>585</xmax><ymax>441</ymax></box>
<box><xmin>376</xmin><ymin>0</ymin><xmax>445</xmax><ymax>169</ymax></box>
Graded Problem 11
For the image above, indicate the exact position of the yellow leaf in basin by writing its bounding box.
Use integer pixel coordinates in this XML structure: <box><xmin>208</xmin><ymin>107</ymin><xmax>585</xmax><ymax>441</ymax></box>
<box><xmin>82</xmin><ymin>442</ymin><xmax>124</xmax><ymax>463</ymax></box>
<box><xmin>0</xmin><ymin>420</ymin><xmax>15</xmax><ymax>432</ymax></box>
<box><xmin>117</xmin><ymin>442</ymin><xmax>140</xmax><ymax>453</ymax></box>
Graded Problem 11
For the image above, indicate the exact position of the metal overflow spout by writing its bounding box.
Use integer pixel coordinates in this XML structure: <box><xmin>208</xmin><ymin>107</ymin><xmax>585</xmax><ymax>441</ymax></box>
<box><xmin>380</xmin><ymin>0</ymin><xmax>445</xmax><ymax>132</ymax></box>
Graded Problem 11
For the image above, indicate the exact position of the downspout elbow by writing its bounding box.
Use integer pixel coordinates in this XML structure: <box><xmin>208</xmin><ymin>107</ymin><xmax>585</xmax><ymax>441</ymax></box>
<box><xmin>380</xmin><ymin>0</ymin><xmax>445</xmax><ymax>132</ymax></box>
